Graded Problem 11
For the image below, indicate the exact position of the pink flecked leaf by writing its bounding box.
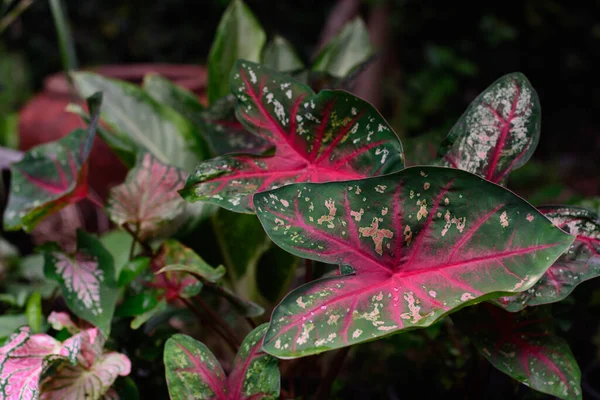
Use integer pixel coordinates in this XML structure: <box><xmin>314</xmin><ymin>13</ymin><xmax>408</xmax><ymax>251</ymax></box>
<box><xmin>0</xmin><ymin>327</ymin><xmax>62</xmax><ymax>400</ymax></box>
<box><xmin>454</xmin><ymin>305</ymin><xmax>581</xmax><ymax>399</ymax></box>
<box><xmin>3</xmin><ymin>94</ymin><xmax>102</xmax><ymax>232</ymax></box>
<box><xmin>47</xmin><ymin>312</ymin><xmax>79</xmax><ymax>335</ymax></box>
<box><xmin>180</xmin><ymin>60</ymin><xmax>404</xmax><ymax>213</ymax></box>
<box><xmin>254</xmin><ymin>166</ymin><xmax>574</xmax><ymax>358</ymax></box>
<box><xmin>107</xmin><ymin>153</ymin><xmax>187</xmax><ymax>241</ymax></box>
<box><xmin>437</xmin><ymin>73</ymin><xmax>540</xmax><ymax>184</ymax></box>
<box><xmin>496</xmin><ymin>206</ymin><xmax>600</xmax><ymax>311</ymax></box>
<box><xmin>40</xmin><ymin>352</ymin><xmax>131</xmax><ymax>400</ymax></box>
<box><xmin>43</xmin><ymin>231</ymin><xmax>118</xmax><ymax>335</ymax></box>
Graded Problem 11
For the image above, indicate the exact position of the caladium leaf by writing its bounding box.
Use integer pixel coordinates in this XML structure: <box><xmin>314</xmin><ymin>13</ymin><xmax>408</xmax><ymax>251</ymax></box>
<box><xmin>164</xmin><ymin>324</ymin><xmax>279</xmax><ymax>400</ymax></box>
<box><xmin>496</xmin><ymin>206</ymin><xmax>600</xmax><ymax>311</ymax></box>
<box><xmin>312</xmin><ymin>18</ymin><xmax>373</xmax><ymax>78</ymax></box>
<box><xmin>3</xmin><ymin>93</ymin><xmax>102</xmax><ymax>232</ymax></box>
<box><xmin>155</xmin><ymin>240</ymin><xmax>226</xmax><ymax>283</ymax></box>
<box><xmin>73</xmin><ymin>72</ymin><xmax>209</xmax><ymax>171</ymax></box>
<box><xmin>43</xmin><ymin>230</ymin><xmax>118</xmax><ymax>336</ymax></box>
<box><xmin>208</xmin><ymin>0</ymin><xmax>266</xmax><ymax>103</ymax></box>
<box><xmin>253</xmin><ymin>166</ymin><xmax>574</xmax><ymax>357</ymax></box>
<box><xmin>453</xmin><ymin>305</ymin><xmax>581</xmax><ymax>399</ymax></box>
<box><xmin>40</xmin><ymin>352</ymin><xmax>131</xmax><ymax>400</ymax></box>
<box><xmin>106</xmin><ymin>153</ymin><xmax>187</xmax><ymax>242</ymax></box>
<box><xmin>263</xmin><ymin>35</ymin><xmax>304</xmax><ymax>73</ymax></box>
<box><xmin>437</xmin><ymin>73</ymin><xmax>540</xmax><ymax>184</ymax></box>
<box><xmin>180</xmin><ymin>61</ymin><xmax>405</xmax><ymax>213</ymax></box>
<box><xmin>0</xmin><ymin>327</ymin><xmax>62</xmax><ymax>400</ymax></box>
<box><xmin>47</xmin><ymin>312</ymin><xmax>79</xmax><ymax>335</ymax></box>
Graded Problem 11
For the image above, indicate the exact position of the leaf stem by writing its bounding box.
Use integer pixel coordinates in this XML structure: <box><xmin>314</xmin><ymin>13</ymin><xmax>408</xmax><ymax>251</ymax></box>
<box><xmin>127</xmin><ymin>224</ymin><xmax>139</xmax><ymax>261</ymax></box>
<box><xmin>315</xmin><ymin>346</ymin><xmax>350</xmax><ymax>400</ymax></box>
<box><xmin>180</xmin><ymin>297</ymin><xmax>239</xmax><ymax>354</ymax></box>
<box><xmin>0</xmin><ymin>0</ymin><xmax>34</xmax><ymax>35</ymax></box>
<box><xmin>123</xmin><ymin>224</ymin><xmax>153</xmax><ymax>257</ymax></box>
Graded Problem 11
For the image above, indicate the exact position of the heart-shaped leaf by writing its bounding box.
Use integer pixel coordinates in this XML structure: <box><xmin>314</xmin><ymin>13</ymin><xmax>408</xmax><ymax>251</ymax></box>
<box><xmin>263</xmin><ymin>35</ymin><xmax>304</xmax><ymax>73</ymax></box>
<box><xmin>106</xmin><ymin>153</ymin><xmax>187</xmax><ymax>242</ymax></box>
<box><xmin>73</xmin><ymin>72</ymin><xmax>209</xmax><ymax>171</ymax></box>
<box><xmin>313</xmin><ymin>18</ymin><xmax>373</xmax><ymax>78</ymax></box>
<box><xmin>253</xmin><ymin>166</ymin><xmax>574</xmax><ymax>357</ymax></box>
<box><xmin>155</xmin><ymin>239</ymin><xmax>226</xmax><ymax>283</ymax></box>
<box><xmin>453</xmin><ymin>305</ymin><xmax>581</xmax><ymax>400</ymax></box>
<box><xmin>43</xmin><ymin>231</ymin><xmax>118</xmax><ymax>336</ymax></box>
<box><xmin>496</xmin><ymin>206</ymin><xmax>600</xmax><ymax>311</ymax></box>
<box><xmin>208</xmin><ymin>0</ymin><xmax>266</xmax><ymax>103</ymax></box>
<box><xmin>180</xmin><ymin>61</ymin><xmax>405</xmax><ymax>213</ymax></box>
<box><xmin>0</xmin><ymin>327</ymin><xmax>62</xmax><ymax>400</ymax></box>
<box><xmin>164</xmin><ymin>324</ymin><xmax>279</xmax><ymax>400</ymax></box>
<box><xmin>40</xmin><ymin>352</ymin><xmax>131</xmax><ymax>400</ymax></box>
<box><xmin>3</xmin><ymin>94</ymin><xmax>102</xmax><ymax>232</ymax></box>
<box><xmin>437</xmin><ymin>73</ymin><xmax>540</xmax><ymax>184</ymax></box>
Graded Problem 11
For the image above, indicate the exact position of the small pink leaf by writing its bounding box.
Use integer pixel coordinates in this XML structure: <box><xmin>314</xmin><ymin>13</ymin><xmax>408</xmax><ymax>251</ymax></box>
<box><xmin>47</xmin><ymin>312</ymin><xmax>79</xmax><ymax>335</ymax></box>
<box><xmin>107</xmin><ymin>153</ymin><xmax>187</xmax><ymax>241</ymax></box>
<box><xmin>454</xmin><ymin>305</ymin><xmax>582</xmax><ymax>399</ymax></box>
<box><xmin>437</xmin><ymin>73</ymin><xmax>540</xmax><ymax>184</ymax></box>
<box><xmin>254</xmin><ymin>166</ymin><xmax>575</xmax><ymax>357</ymax></box>
<box><xmin>4</xmin><ymin>94</ymin><xmax>102</xmax><ymax>232</ymax></box>
<box><xmin>40</xmin><ymin>352</ymin><xmax>131</xmax><ymax>400</ymax></box>
<box><xmin>497</xmin><ymin>206</ymin><xmax>600</xmax><ymax>311</ymax></box>
<box><xmin>180</xmin><ymin>60</ymin><xmax>404</xmax><ymax>213</ymax></box>
<box><xmin>0</xmin><ymin>327</ymin><xmax>62</xmax><ymax>400</ymax></box>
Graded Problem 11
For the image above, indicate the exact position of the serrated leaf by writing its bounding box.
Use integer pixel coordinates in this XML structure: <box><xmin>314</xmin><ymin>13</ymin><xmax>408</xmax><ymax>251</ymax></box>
<box><xmin>164</xmin><ymin>334</ymin><xmax>227</xmax><ymax>400</ymax></box>
<box><xmin>437</xmin><ymin>73</ymin><xmax>541</xmax><ymax>184</ymax></box>
<box><xmin>73</xmin><ymin>72</ymin><xmax>209</xmax><ymax>171</ymax></box>
<box><xmin>107</xmin><ymin>153</ymin><xmax>187</xmax><ymax>241</ymax></box>
<box><xmin>43</xmin><ymin>231</ymin><xmax>118</xmax><ymax>336</ymax></box>
<box><xmin>180</xmin><ymin>61</ymin><xmax>404</xmax><ymax>213</ymax></box>
<box><xmin>3</xmin><ymin>94</ymin><xmax>101</xmax><ymax>232</ymax></box>
<box><xmin>312</xmin><ymin>18</ymin><xmax>373</xmax><ymax>78</ymax></box>
<box><xmin>0</xmin><ymin>327</ymin><xmax>62</xmax><ymax>400</ymax></box>
<box><xmin>453</xmin><ymin>305</ymin><xmax>581</xmax><ymax>399</ymax></box>
<box><xmin>263</xmin><ymin>35</ymin><xmax>304</xmax><ymax>73</ymax></box>
<box><xmin>164</xmin><ymin>324</ymin><xmax>279</xmax><ymax>400</ymax></box>
<box><xmin>497</xmin><ymin>206</ymin><xmax>600</xmax><ymax>311</ymax></box>
<box><xmin>208</xmin><ymin>0</ymin><xmax>266</xmax><ymax>103</ymax></box>
<box><xmin>253</xmin><ymin>166</ymin><xmax>574</xmax><ymax>357</ymax></box>
<box><xmin>40</xmin><ymin>352</ymin><xmax>131</xmax><ymax>400</ymax></box>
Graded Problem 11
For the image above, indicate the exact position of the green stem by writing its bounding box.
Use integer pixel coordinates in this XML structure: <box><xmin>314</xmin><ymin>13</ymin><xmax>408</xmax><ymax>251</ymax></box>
<box><xmin>49</xmin><ymin>0</ymin><xmax>78</xmax><ymax>82</ymax></box>
<box><xmin>0</xmin><ymin>0</ymin><xmax>33</xmax><ymax>35</ymax></box>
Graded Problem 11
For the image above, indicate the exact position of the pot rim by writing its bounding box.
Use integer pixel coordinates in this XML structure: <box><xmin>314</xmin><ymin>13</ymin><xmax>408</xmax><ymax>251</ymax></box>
<box><xmin>44</xmin><ymin>63</ymin><xmax>207</xmax><ymax>95</ymax></box>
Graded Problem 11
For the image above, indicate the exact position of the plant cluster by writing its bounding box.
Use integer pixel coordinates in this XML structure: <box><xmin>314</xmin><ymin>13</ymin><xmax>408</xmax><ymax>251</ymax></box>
<box><xmin>1</xmin><ymin>1</ymin><xmax>598</xmax><ymax>399</ymax></box>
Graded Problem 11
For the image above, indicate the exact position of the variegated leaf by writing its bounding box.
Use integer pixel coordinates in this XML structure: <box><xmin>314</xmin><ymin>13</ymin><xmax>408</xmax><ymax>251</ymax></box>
<box><xmin>107</xmin><ymin>153</ymin><xmax>187</xmax><ymax>241</ymax></box>
<box><xmin>497</xmin><ymin>206</ymin><xmax>600</xmax><ymax>311</ymax></box>
<box><xmin>3</xmin><ymin>94</ymin><xmax>102</xmax><ymax>232</ymax></box>
<box><xmin>43</xmin><ymin>231</ymin><xmax>117</xmax><ymax>335</ymax></box>
<box><xmin>180</xmin><ymin>61</ymin><xmax>404</xmax><ymax>213</ymax></box>
<box><xmin>454</xmin><ymin>305</ymin><xmax>581</xmax><ymax>399</ymax></box>
<box><xmin>437</xmin><ymin>73</ymin><xmax>540</xmax><ymax>184</ymax></box>
<box><xmin>155</xmin><ymin>240</ymin><xmax>225</xmax><ymax>284</ymax></box>
<box><xmin>40</xmin><ymin>352</ymin><xmax>131</xmax><ymax>400</ymax></box>
<box><xmin>254</xmin><ymin>166</ymin><xmax>574</xmax><ymax>357</ymax></box>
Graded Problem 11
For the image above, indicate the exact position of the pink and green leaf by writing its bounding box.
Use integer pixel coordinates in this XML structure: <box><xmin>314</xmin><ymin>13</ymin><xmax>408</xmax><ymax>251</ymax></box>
<box><xmin>496</xmin><ymin>206</ymin><xmax>600</xmax><ymax>311</ymax></box>
<box><xmin>164</xmin><ymin>324</ymin><xmax>279</xmax><ymax>400</ymax></box>
<box><xmin>155</xmin><ymin>240</ymin><xmax>226</xmax><ymax>284</ymax></box>
<box><xmin>3</xmin><ymin>93</ymin><xmax>102</xmax><ymax>232</ymax></box>
<box><xmin>43</xmin><ymin>231</ymin><xmax>118</xmax><ymax>336</ymax></box>
<box><xmin>253</xmin><ymin>166</ymin><xmax>574</xmax><ymax>357</ymax></box>
<box><xmin>227</xmin><ymin>324</ymin><xmax>280</xmax><ymax>400</ymax></box>
<box><xmin>180</xmin><ymin>60</ymin><xmax>404</xmax><ymax>213</ymax></box>
<box><xmin>454</xmin><ymin>305</ymin><xmax>581</xmax><ymax>399</ymax></box>
<box><xmin>107</xmin><ymin>153</ymin><xmax>188</xmax><ymax>242</ymax></box>
<box><xmin>40</xmin><ymin>352</ymin><xmax>131</xmax><ymax>400</ymax></box>
<box><xmin>0</xmin><ymin>327</ymin><xmax>62</xmax><ymax>400</ymax></box>
<box><xmin>437</xmin><ymin>73</ymin><xmax>540</xmax><ymax>184</ymax></box>
<box><xmin>164</xmin><ymin>334</ymin><xmax>228</xmax><ymax>400</ymax></box>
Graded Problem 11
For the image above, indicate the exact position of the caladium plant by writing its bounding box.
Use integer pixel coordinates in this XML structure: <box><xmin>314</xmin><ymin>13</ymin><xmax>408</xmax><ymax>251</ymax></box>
<box><xmin>453</xmin><ymin>305</ymin><xmax>582</xmax><ymax>400</ymax></box>
<box><xmin>180</xmin><ymin>60</ymin><xmax>405</xmax><ymax>213</ymax></box>
<box><xmin>254</xmin><ymin>166</ymin><xmax>574</xmax><ymax>357</ymax></box>
<box><xmin>3</xmin><ymin>94</ymin><xmax>102</xmax><ymax>232</ymax></box>
<box><xmin>164</xmin><ymin>324</ymin><xmax>279</xmax><ymax>400</ymax></box>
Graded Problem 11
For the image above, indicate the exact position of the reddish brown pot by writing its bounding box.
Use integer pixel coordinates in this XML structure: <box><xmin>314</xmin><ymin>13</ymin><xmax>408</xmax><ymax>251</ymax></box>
<box><xmin>18</xmin><ymin>64</ymin><xmax>207</xmax><ymax>200</ymax></box>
